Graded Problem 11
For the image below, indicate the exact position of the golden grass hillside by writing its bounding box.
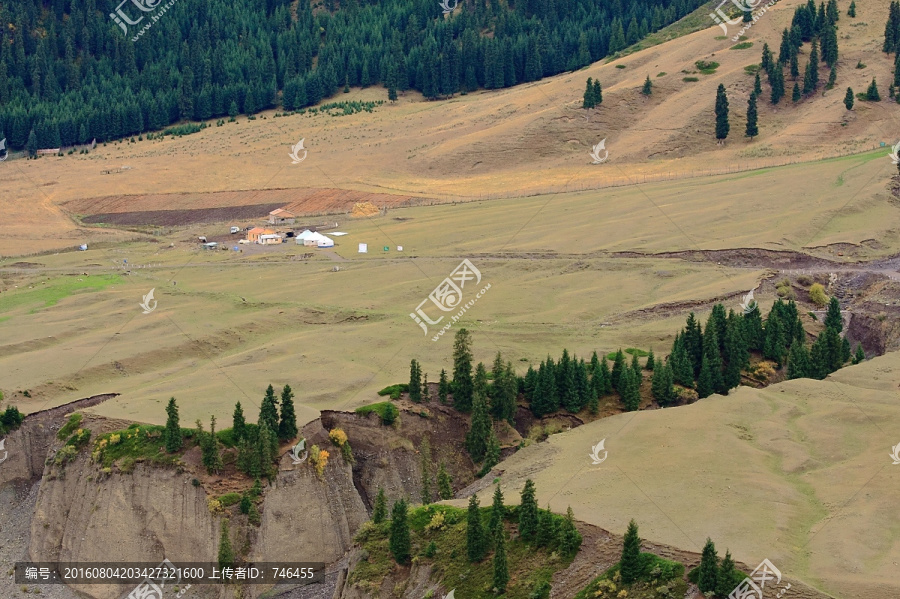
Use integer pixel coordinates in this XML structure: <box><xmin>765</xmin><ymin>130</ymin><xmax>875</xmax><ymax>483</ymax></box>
<box><xmin>1</xmin><ymin>0</ymin><xmax>899</xmax><ymax>255</ymax></box>
<box><xmin>458</xmin><ymin>353</ymin><xmax>900</xmax><ymax>599</ymax></box>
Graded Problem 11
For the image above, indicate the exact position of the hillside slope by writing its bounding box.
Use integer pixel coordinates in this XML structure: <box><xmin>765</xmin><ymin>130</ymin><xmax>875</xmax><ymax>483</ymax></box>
<box><xmin>449</xmin><ymin>352</ymin><xmax>900</xmax><ymax>599</ymax></box>
<box><xmin>2</xmin><ymin>0</ymin><xmax>899</xmax><ymax>254</ymax></box>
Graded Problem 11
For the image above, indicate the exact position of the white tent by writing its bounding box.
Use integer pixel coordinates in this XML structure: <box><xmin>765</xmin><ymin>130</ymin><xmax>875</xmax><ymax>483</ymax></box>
<box><xmin>316</xmin><ymin>237</ymin><xmax>334</xmax><ymax>248</ymax></box>
<box><xmin>295</xmin><ymin>230</ymin><xmax>314</xmax><ymax>243</ymax></box>
<box><xmin>302</xmin><ymin>232</ymin><xmax>332</xmax><ymax>246</ymax></box>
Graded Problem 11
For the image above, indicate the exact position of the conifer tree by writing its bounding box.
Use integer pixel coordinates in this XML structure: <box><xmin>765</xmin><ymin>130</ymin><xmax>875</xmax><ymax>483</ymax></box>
<box><xmin>703</xmin><ymin>322</ymin><xmax>726</xmax><ymax>394</ymax></box>
<box><xmin>574</xmin><ymin>358</ymin><xmax>590</xmax><ymax>413</ymax></box>
<box><xmin>438</xmin><ymin>369</ymin><xmax>449</xmax><ymax>404</ymax></box>
<box><xmin>488</xmin><ymin>485</ymin><xmax>505</xmax><ymax>543</ymax></box>
<box><xmin>437</xmin><ymin>462</ymin><xmax>453</xmax><ymax>499</ymax></box>
<box><xmin>854</xmin><ymin>344</ymin><xmax>866</xmax><ymax>364</ymax></box>
<box><xmin>844</xmin><ymin>87</ymin><xmax>854</xmax><ymax>109</ymax></box>
<box><xmin>466</xmin><ymin>390</ymin><xmax>492</xmax><ymax>462</ymax></box>
<box><xmin>697</xmin><ymin>354</ymin><xmax>715</xmax><ymax>399</ymax></box>
<box><xmin>754</xmin><ymin>72</ymin><xmax>763</xmax><ymax>97</ymax></box>
<box><xmin>715</xmin><ymin>84</ymin><xmax>730</xmax><ymax>141</ymax></box>
<box><xmin>593</xmin><ymin>80</ymin><xmax>603</xmax><ymax>104</ymax></box>
<box><xmin>867</xmin><ymin>78</ymin><xmax>881</xmax><ymax>101</ymax></box>
<box><xmin>217</xmin><ymin>520</ymin><xmax>234</xmax><ymax>570</ymax></box>
<box><xmin>645</xmin><ymin>349</ymin><xmax>655</xmax><ymax>371</ymax></box>
<box><xmin>746</xmin><ymin>92</ymin><xmax>759</xmax><ymax>139</ymax></box>
<box><xmin>642</xmin><ymin>74</ymin><xmax>653</xmax><ymax>95</ymax></box>
<box><xmin>452</xmin><ymin>328</ymin><xmax>474</xmax><ymax>411</ymax></box>
<box><xmin>621</xmin><ymin>368</ymin><xmax>641</xmax><ymax>411</ymax></box>
<box><xmin>279</xmin><ymin>384</ymin><xmax>298</xmax><ymax>442</ymax></box>
<box><xmin>26</xmin><ymin>129</ymin><xmax>38</xmax><ymax>157</ymax></box>
<box><xmin>480</xmin><ymin>429</ymin><xmax>501</xmax><ymax>476</ymax></box>
<box><xmin>598</xmin><ymin>357</ymin><xmax>613</xmax><ymax>395</ymax></box>
<box><xmin>826</xmin><ymin>66</ymin><xmax>837</xmax><ymax>89</ymax></box>
<box><xmin>232</xmin><ymin>402</ymin><xmax>246</xmax><ymax>442</ymax></box>
<box><xmin>671</xmin><ymin>338</ymin><xmax>695</xmax><ymax>388</ymax></box>
<box><xmin>536</xmin><ymin>505</ymin><xmax>556</xmax><ymax>548</ymax></box>
<box><xmin>389</xmin><ymin>499</ymin><xmax>411</xmax><ymax>564</ymax></box>
<box><xmin>559</xmin><ymin>349</ymin><xmax>578</xmax><ymax>412</ymax></box>
<box><xmin>583</xmin><ymin>77</ymin><xmax>595</xmax><ymax>108</ymax></box>
<box><xmin>684</xmin><ymin>313</ymin><xmax>704</xmax><ymax>375</ymax></box>
<box><xmin>792</xmin><ymin>81</ymin><xmax>802</xmax><ymax>102</ymax></box>
<box><xmin>259</xmin><ymin>384</ymin><xmax>280</xmax><ymax>433</ymax></box>
<box><xmin>558</xmin><ymin>506</ymin><xmax>583</xmax><ymax>556</ymax></box>
<box><xmin>821</xmin><ymin>23</ymin><xmax>839</xmax><ymax>68</ymax></box>
<box><xmin>493</xmin><ymin>525</ymin><xmax>509</xmax><ymax>592</ymax></box>
<box><xmin>787</xmin><ymin>339</ymin><xmax>812</xmax><ymax>379</ymax></box>
<box><xmin>723</xmin><ymin>317</ymin><xmax>748</xmax><ymax>390</ymax></box>
<box><xmin>848</xmin><ymin>0</ymin><xmax>855</xmax><ymax>16</ymax></box>
<box><xmin>373</xmin><ymin>487</ymin><xmax>387</xmax><ymax>523</ymax></box>
<box><xmin>841</xmin><ymin>337</ymin><xmax>852</xmax><ymax>364</ymax></box>
<box><xmin>652</xmin><ymin>363</ymin><xmax>676</xmax><ymax>406</ymax></box>
<box><xmin>519</xmin><ymin>479</ymin><xmax>539</xmax><ymax>542</ymax></box>
<box><xmin>761</xmin><ymin>43</ymin><xmax>773</xmax><ymax>75</ymax></box>
<box><xmin>423</xmin><ymin>373</ymin><xmax>430</xmax><ymax>401</ymax></box>
<box><xmin>409</xmin><ymin>359</ymin><xmax>422</xmax><ymax>402</ymax></box>
<box><xmin>803</xmin><ymin>40</ymin><xmax>820</xmax><ymax>94</ymax></box>
<box><xmin>164</xmin><ymin>398</ymin><xmax>182</xmax><ymax>453</ymax></box>
<box><xmin>697</xmin><ymin>538</ymin><xmax>719</xmax><ymax>593</ymax></box>
<box><xmin>202</xmin><ymin>415</ymin><xmax>224</xmax><ymax>474</ymax></box>
<box><xmin>716</xmin><ymin>550</ymin><xmax>738</xmax><ymax>597</ymax></box>
<box><xmin>779</xmin><ymin>28</ymin><xmax>792</xmax><ymax>64</ymax></box>
<box><xmin>620</xmin><ymin>519</ymin><xmax>642</xmax><ymax>584</ymax></box>
<box><xmin>611</xmin><ymin>349</ymin><xmax>626</xmax><ymax>392</ymax></box>
<box><xmin>466</xmin><ymin>494</ymin><xmax>487</xmax><ymax>561</ymax></box>
<box><xmin>825</xmin><ymin>297</ymin><xmax>843</xmax><ymax>333</ymax></box>
<box><xmin>771</xmin><ymin>62</ymin><xmax>786</xmax><ymax>105</ymax></box>
<box><xmin>630</xmin><ymin>353</ymin><xmax>642</xmax><ymax>382</ymax></box>
<box><xmin>790</xmin><ymin>52</ymin><xmax>800</xmax><ymax>80</ymax></box>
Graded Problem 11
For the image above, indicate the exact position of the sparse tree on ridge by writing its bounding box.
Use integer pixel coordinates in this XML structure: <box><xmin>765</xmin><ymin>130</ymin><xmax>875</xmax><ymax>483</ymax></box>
<box><xmin>697</xmin><ymin>538</ymin><xmax>719</xmax><ymax>593</ymax></box>
<box><xmin>467</xmin><ymin>494</ymin><xmax>487</xmax><ymax>562</ymax></box>
<box><xmin>437</xmin><ymin>462</ymin><xmax>453</xmax><ymax>499</ymax></box>
<box><xmin>389</xmin><ymin>499</ymin><xmax>411</xmax><ymax>564</ymax></box>
<box><xmin>452</xmin><ymin>329</ymin><xmax>474</xmax><ymax>412</ymax></box>
<box><xmin>279</xmin><ymin>384</ymin><xmax>298</xmax><ymax>442</ymax></box>
<box><xmin>844</xmin><ymin>87</ymin><xmax>854</xmax><ymax>109</ymax></box>
<box><xmin>848</xmin><ymin>0</ymin><xmax>855</xmax><ymax>16</ymax></box>
<box><xmin>232</xmin><ymin>402</ymin><xmax>246</xmax><ymax>442</ymax></box>
<box><xmin>373</xmin><ymin>487</ymin><xmax>387</xmax><ymax>523</ymax></box>
<box><xmin>866</xmin><ymin>78</ymin><xmax>881</xmax><ymax>101</ymax></box>
<box><xmin>519</xmin><ymin>479</ymin><xmax>539</xmax><ymax>542</ymax></box>
<box><xmin>164</xmin><ymin>398</ymin><xmax>182</xmax><ymax>453</ymax></box>
<box><xmin>641</xmin><ymin>74</ymin><xmax>653</xmax><ymax>95</ymax></box>
<box><xmin>620</xmin><ymin>519</ymin><xmax>642</xmax><ymax>584</ymax></box>
<box><xmin>746</xmin><ymin>92</ymin><xmax>759</xmax><ymax>139</ymax></box>
<box><xmin>217</xmin><ymin>520</ymin><xmax>234</xmax><ymax>570</ymax></box>
<box><xmin>493</xmin><ymin>525</ymin><xmax>509</xmax><ymax>592</ymax></box>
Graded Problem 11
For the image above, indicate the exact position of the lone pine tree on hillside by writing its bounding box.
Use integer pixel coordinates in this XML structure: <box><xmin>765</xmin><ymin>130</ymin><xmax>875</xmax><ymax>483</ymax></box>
<box><xmin>620</xmin><ymin>519</ymin><xmax>642</xmax><ymax>584</ymax></box>
<box><xmin>217</xmin><ymin>520</ymin><xmax>234</xmax><ymax>570</ymax></box>
<box><xmin>844</xmin><ymin>87</ymin><xmax>855</xmax><ymax>109</ymax></box>
<box><xmin>389</xmin><ymin>499</ymin><xmax>411</xmax><ymax>564</ymax></box>
<box><xmin>715</xmin><ymin>84</ymin><xmax>730</xmax><ymax>141</ymax></box>
<box><xmin>746</xmin><ymin>92</ymin><xmax>759</xmax><ymax>138</ymax></box>
<box><xmin>164</xmin><ymin>398</ymin><xmax>182</xmax><ymax>453</ymax></box>
<box><xmin>518</xmin><ymin>479</ymin><xmax>539</xmax><ymax>542</ymax></box>
<box><xmin>232</xmin><ymin>401</ymin><xmax>246</xmax><ymax>442</ymax></box>
<box><xmin>848</xmin><ymin>0</ymin><xmax>855</xmax><ymax>16</ymax></box>
<box><xmin>641</xmin><ymin>74</ymin><xmax>653</xmax><ymax>95</ymax></box>
<box><xmin>466</xmin><ymin>494</ymin><xmax>487</xmax><ymax>561</ymax></box>
<box><xmin>771</xmin><ymin>63</ymin><xmax>786</xmax><ymax>104</ymax></box>
<box><xmin>697</xmin><ymin>538</ymin><xmax>719</xmax><ymax>592</ymax></box>
<box><xmin>372</xmin><ymin>487</ymin><xmax>387</xmax><ymax>523</ymax></box>
<box><xmin>452</xmin><ymin>328</ymin><xmax>474</xmax><ymax>412</ymax></box>
<box><xmin>867</xmin><ymin>77</ymin><xmax>881</xmax><ymax>100</ymax></box>
<box><xmin>279</xmin><ymin>384</ymin><xmax>298</xmax><ymax>441</ymax></box>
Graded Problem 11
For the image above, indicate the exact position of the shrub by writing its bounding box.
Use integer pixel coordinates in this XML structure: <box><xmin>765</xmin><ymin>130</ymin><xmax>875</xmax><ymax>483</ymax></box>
<box><xmin>776</xmin><ymin>285</ymin><xmax>795</xmax><ymax>299</ymax></box>
<box><xmin>191</xmin><ymin>478</ymin><xmax>200</xmax><ymax>486</ymax></box>
<box><xmin>66</xmin><ymin>428</ymin><xmax>91</xmax><ymax>449</ymax></box>
<box><xmin>809</xmin><ymin>283</ymin><xmax>828</xmax><ymax>307</ymax></box>
<box><xmin>207</xmin><ymin>498</ymin><xmax>225</xmax><ymax>514</ymax></box>
<box><xmin>615</xmin><ymin>64</ymin><xmax>626</xmax><ymax>69</ymax></box>
<box><xmin>797</xmin><ymin>274</ymin><xmax>813</xmax><ymax>286</ymax></box>
<box><xmin>682</xmin><ymin>77</ymin><xmax>699</xmax><ymax>82</ymax></box>
<box><xmin>355</xmin><ymin>402</ymin><xmax>399</xmax><ymax>425</ymax></box>
<box><xmin>425</xmin><ymin>511</ymin><xmax>446</xmax><ymax>532</ymax></box>
<box><xmin>329</xmin><ymin>428</ymin><xmax>348</xmax><ymax>447</ymax></box>
<box><xmin>0</xmin><ymin>406</ymin><xmax>24</xmax><ymax>435</ymax></box>
<box><xmin>744</xmin><ymin>64</ymin><xmax>760</xmax><ymax>74</ymax></box>
<box><xmin>729</xmin><ymin>42</ymin><xmax>753</xmax><ymax>49</ymax></box>
<box><xmin>309</xmin><ymin>445</ymin><xmax>329</xmax><ymax>477</ymax></box>
<box><xmin>53</xmin><ymin>445</ymin><xmax>78</xmax><ymax>465</ymax></box>
<box><xmin>108</xmin><ymin>434</ymin><xmax>122</xmax><ymax>446</ymax></box>
<box><xmin>57</xmin><ymin>413</ymin><xmax>83</xmax><ymax>440</ymax></box>
<box><xmin>377</xmin><ymin>384</ymin><xmax>409</xmax><ymax>397</ymax></box>
<box><xmin>423</xmin><ymin>541</ymin><xmax>437</xmax><ymax>558</ymax></box>
<box><xmin>218</xmin><ymin>492</ymin><xmax>242</xmax><ymax>507</ymax></box>
<box><xmin>695</xmin><ymin>60</ymin><xmax>719</xmax><ymax>74</ymax></box>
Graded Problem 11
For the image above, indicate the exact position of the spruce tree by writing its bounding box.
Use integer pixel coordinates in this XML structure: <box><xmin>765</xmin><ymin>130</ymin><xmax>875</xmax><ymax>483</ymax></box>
<box><xmin>488</xmin><ymin>485</ymin><xmax>505</xmax><ymax>542</ymax></box>
<box><xmin>790</xmin><ymin>51</ymin><xmax>800</xmax><ymax>80</ymax></box>
<box><xmin>389</xmin><ymin>499</ymin><xmax>411</xmax><ymax>564</ymax></box>
<box><xmin>279</xmin><ymin>384</ymin><xmax>297</xmax><ymax>442</ymax></box>
<box><xmin>671</xmin><ymin>339</ymin><xmax>695</xmax><ymax>388</ymax></box>
<box><xmin>853</xmin><ymin>344</ymin><xmax>865</xmax><ymax>364</ymax></box>
<box><xmin>792</xmin><ymin>82</ymin><xmax>802</xmax><ymax>102</ymax></box>
<box><xmin>621</xmin><ymin>368</ymin><xmax>641</xmax><ymax>411</ymax></box>
<box><xmin>841</xmin><ymin>337</ymin><xmax>852</xmax><ymax>364</ymax></box>
<box><xmin>697</xmin><ymin>354</ymin><xmax>715</xmax><ymax>399</ymax></box>
<box><xmin>630</xmin><ymin>353</ymin><xmax>642</xmax><ymax>383</ymax></box>
<box><xmin>599</xmin><ymin>356</ymin><xmax>613</xmax><ymax>395</ymax></box>
<box><xmin>641</xmin><ymin>74</ymin><xmax>652</xmax><ymax>95</ymax></box>
<box><xmin>583</xmin><ymin>77</ymin><xmax>595</xmax><ymax>108</ymax></box>
<box><xmin>259</xmin><ymin>384</ymin><xmax>280</xmax><ymax>433</ymax></box>
<box><xmin>746</xmin><ymin>92</ymin><xmax>759</xmax><ymax>139</ymax></box>
<box><xmin>232</xmin><ymin>402</ymin><xmax>246</xmax><ymax>442</ymax></box>
<box><xmin>848</xmin><ymin>0</ymin><xmax>855</xmax><ymax>16</ymax></box>
<box><xmin>844</xmin><ymin>87</ymin><xmax>854</xmax><ymax>109</ymax></box>
<box><xmin>217</xmin><ymin>520</ymin><xmax>234</xmax><ymax>570</ymax></box>
<box><xmin>703</xmin><ymin>323</ymin><xmax>726</xmax><ymax>394</ymax></box>
<box><xmin>826</xmin><ymin>66</ymin><xmax>837</xmax><ymax>89</ymax></box>
<box><xmin>779</xmin><ymin>28</ymin><xmax>792</xmax><ymax>64</ymax></box>
<box><xmin>164</xmin><ymin>398</ymin><xmax>182</xmax><ymax>453</ymax></box>
<box><xmin>723</xmin><ymin>317</ymin><xmax>748</xmax><ymax>390</ymax></box>
<box><xmin>771</xmin><ymin>63</ymin><xmax>786</xmax><ymax>104</ymax></box>
<box><xmin>761</xmin><ymin>43</ymin><xmax>773</xmax><ymax>75</ymax></box>
<box><xmin>620</xmin><ymin>519</ymin><xmax>642</xmax><ymax>584</ymax></box>
<box><xmin>492</xmin><ymin>525</ymin><xmax>509</xmax><ymax>592</ymax></box>
<box><xmin>645</xmin><ymin>349</ymin><xmax>655</xmax><ymax>371</ymax></box>
<box><xmin>825</xmin><ymin>297</ymin><xmax>843</xmax><ymax>332</ymax></box>
<box><xmin>466</xmin><ymin>494</ymin><xmax>487</xmax><ymax>561</ymax></box>
<box><xmin>716</xmin><ymin>550</ymin><xmax>738</xmax><ymax>597</ymax></box>
<box><xmin>593</xmin><ymin>79</ymin><xmax>603</xmax><ymax>104</ymax></box>
<box><xmin>438</xmin><ymin>369</ymin><xmax>449</xmax><ymax>404</ymax></box>
<box><xmin>423</xmin><ymin>373</ymin><xmax>430</xmax><ymax>401</ymax></box>
<box><xmin>373</xmin><ymin>487</ymin><xmax>387</xmax><ymax>523</ymax></box>
<box><xmin>754</xmin><ymin>72</ymin><xmax>763</xmax><ymax>97</ymax></box>
<box><xmin>715</xmin><ymin>84</ymin><xmax>730</xmax><ymax>141</ymax></box>
<box><xmin>409</xmin><ymin>359</ymin><xmax>422</xmax><ymax>402</ymax></box>
<box><xmin>558</xmin><ymin>506</ymin><xmax>582</xmax><ymax>557</ymax></box>
<box><xmin>787</xmin><ymin>340</ymin><xmax>811</xmax><ymax>379</ymax></box>
<box><xmin>535</xmin><ymin>505</ymin><xmax>556</xmax><ymax>548</ymax></box>
<box><xmin>420</xmin><ymin>436</ymin><xmax>432</xmax><ymax>504</ymax></box>
<box><xmin>481</xmin><ymin>429</ymin><xmax>501</xmax><ymax>476</ymax></box>
<box><xmin>203</xmin><ymin>415</ymin><xmax>224</xmax><ymax>474</ymax></box>
<box><xmin>466</xmin><ymin>390</ymin><xmax>492</xmax><ymax>462</ymax></box>
<box><xmin>697</xmin><ymin>538</ymin><xmax>719</xmax><ymax>593</ymax></box>
<box><xmin>26</xmin><ymin>129</ymin><xmax>38</xmax><ymax>157</ymax></box>
<box><xmin>452</xmin><ymin>329</ymin><xmax>474</xmax><ymax>412</ymax></box>
<box><xmin>559</xmin><ymin>349</ymin><xmax>578</xmax><ymax>412</ymax></box>
<box><xmin>611</xmin><ymin>349</ymin><xmax>626</xmax><ymax>392</ymax></box>
<box><xmin>866</xmin><ymin>78</ymin><xmax>881</xmax><ymax>101</ymax></box>
<box><xmin>519</xmin><ymin>479</ymin><xmax>539</xmax><ymax>543</ymax></box>
<box><xmin>437</xmin><ymin>462</ymin><xmax>453</xmax><ymax>499</ymax></box>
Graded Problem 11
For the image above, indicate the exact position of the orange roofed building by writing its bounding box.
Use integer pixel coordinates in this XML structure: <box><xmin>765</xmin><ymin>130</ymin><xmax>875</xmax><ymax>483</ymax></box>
<box><xmin>247</xmin><ymin>227</ymin><xmax>276</xmax><ymax>242</ymax></box>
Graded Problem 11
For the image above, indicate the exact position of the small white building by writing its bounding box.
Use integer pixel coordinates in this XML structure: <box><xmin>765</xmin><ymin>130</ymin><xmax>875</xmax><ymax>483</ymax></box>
<box><xmin>258</xmin><ymin>234</ymin><xmax>283</xmax><ymax>245</ymax></box>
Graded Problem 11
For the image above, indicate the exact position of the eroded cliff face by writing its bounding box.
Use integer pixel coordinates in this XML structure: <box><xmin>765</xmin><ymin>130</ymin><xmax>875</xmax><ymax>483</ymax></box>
<box><xmin>1</xmin><ymin>398</ymin><xmax>475</xmax><ymax>599</ymax></box>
